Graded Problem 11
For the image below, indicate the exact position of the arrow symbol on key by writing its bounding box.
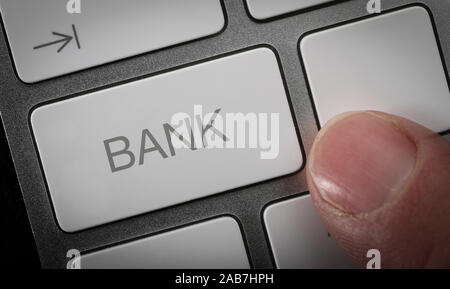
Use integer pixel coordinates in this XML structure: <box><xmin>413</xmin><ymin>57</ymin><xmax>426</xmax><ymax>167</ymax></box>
<box><xmin>33</xmin><ymin>24</ymin><xmax>81</xmax><ymax>53</ymax></box>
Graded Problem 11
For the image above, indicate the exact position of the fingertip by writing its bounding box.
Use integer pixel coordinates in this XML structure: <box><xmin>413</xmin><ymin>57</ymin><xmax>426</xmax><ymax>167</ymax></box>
<box><xmin>306</xmin><ymin>110</ymin><xmax>450</xmax><ymax>268</ymax></box>
<box><xmin>308</xmin><ymin>111</ymin><xmax>417</xmax><ymax>215</ymax></box>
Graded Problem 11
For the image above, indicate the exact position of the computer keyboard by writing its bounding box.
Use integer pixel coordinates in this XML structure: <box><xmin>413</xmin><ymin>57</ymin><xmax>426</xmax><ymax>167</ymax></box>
<box><xmin>0</xmin><ymin>0</ymin><xmax>449</xmax><ymax>269</ymax></box>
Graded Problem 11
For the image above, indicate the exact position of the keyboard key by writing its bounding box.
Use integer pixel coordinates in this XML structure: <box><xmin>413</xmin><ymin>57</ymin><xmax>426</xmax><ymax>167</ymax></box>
<box><xmin>245</xmin><ymin>0</ymin><xmax>334</xmax><ymax>20</ymax></box>
<box><xmin>81</xmin><ymin>216</ymin><xmax>250</xmax><ymax>269</ymax></box>
<box><xmin>0</xmin><ymin>0</ymin><xmax>225</xmax><ymax>83</ymax></box>
<box><xmin>300</xmin><ymin>6</ymin><xmax>450</xmax><ymax>132</ymax></box>
<box><xmin>263</xmin><ymin>194</ymin><xmax>354</xmax><ymax>268</ymax></box>
<box><xmin>31</xmin><ymin>47</ymin><xmax>303</xmax><ymax>232</ymax></box>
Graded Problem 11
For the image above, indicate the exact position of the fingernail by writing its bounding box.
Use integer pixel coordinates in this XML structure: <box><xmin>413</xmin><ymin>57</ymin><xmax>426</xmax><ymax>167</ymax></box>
<box><xmin>309</xmin><ymin>112</ymin><xmax>417</xmax><ymax>214</ymax></box>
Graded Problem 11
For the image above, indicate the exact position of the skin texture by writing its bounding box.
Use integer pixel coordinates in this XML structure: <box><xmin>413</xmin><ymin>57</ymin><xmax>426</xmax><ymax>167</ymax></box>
<box><xmin>306</xmin><ymin>111</ymin><xmax>450</xmax><ymax>268</ymax></box>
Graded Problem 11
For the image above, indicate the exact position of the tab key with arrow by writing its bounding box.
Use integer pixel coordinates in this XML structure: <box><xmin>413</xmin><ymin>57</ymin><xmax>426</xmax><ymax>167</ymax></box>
<box><xmin>33</xmin><ymin>24</ymin><xmax>81</xmax><ymax>53</ymax></box>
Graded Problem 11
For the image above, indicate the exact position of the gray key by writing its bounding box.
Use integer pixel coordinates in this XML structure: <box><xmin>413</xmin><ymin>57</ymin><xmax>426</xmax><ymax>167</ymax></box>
<box><xmin>31</xmin><ymin>47</ymin><xmax>303</xmax><ymax>232</ymax></box>
<box><xmin>300</xmin><ymin>6</ymin><xmax>450</xmax><ymax>132</ymax></box>
<box><xmin>245</xmin><ymin>0</ymin><xmax>334</xmax><ymax>20</ymax></box>
<box><xmin>264</xmin><ymin>194</ymin><xmax>354</xmax><ymax>268</ymax></box>
<box><xmin>80</xmin><ymin>216</ymin><xmax>250</xmax><ymax>269</ymax></box>
<box><xmin>0</xmin><ymin>0</ymin><xmax>225</xmax><ymax>83</ymax></box>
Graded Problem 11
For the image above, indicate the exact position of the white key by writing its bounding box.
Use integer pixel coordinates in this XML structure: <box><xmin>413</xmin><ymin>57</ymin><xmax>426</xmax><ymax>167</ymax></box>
<box><xmin>245</xmin><ymin>0</ymin><xmax>334</xmax><ymax>20</ymax></box>
<box><xmin>0</xmin><ymin>0</ymin><xmax>225</xmax><ymax>83</ymax></box>
<box><xmin>80</xmin><ymin>216</ymin><xmax>250</xmax><ymax>269</ymax></box>
<box><xmin>300</xmin><ymin>6</ymin><xmax>450</xmax><ymax>132</ymax></box>
<box><xmin>264</xmin><ymin>194</ymin><xmax>354</xmax><ymax>268</ymax></box>
<box><xmin>31</xmin><ymin>47</ymin><xmax>303</xmax><ymax>232</ymax></box>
